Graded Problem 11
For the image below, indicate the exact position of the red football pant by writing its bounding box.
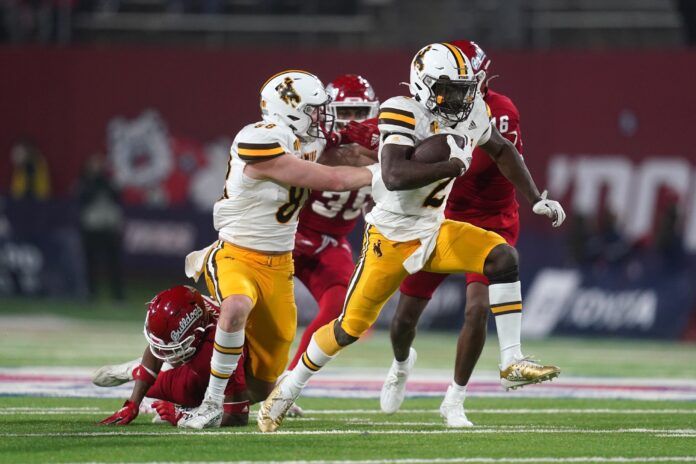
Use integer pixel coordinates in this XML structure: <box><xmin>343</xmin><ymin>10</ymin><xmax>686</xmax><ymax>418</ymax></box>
<box><xmin>290</xmin><ymin>231</ymin><xmax>355</xmax><ymax>370</ymax></box>
<box><xmin>288</xmin><ymin>285</ymin><xmax>347</xmax><ymax>370</ymax></box>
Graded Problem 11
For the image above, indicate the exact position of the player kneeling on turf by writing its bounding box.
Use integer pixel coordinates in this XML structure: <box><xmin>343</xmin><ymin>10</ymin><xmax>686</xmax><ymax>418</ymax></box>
<box><xmin>94</xmin><ymin>286</ymin><xmax>249</xmax><ymax>427</ymax></box>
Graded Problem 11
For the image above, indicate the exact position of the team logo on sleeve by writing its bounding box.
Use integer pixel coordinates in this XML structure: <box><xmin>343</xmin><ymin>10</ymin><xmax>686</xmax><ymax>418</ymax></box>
<box><xmin>276</xmin><ymin>77</ymin><xmax>301</xmax><ymax>108</ymax></box>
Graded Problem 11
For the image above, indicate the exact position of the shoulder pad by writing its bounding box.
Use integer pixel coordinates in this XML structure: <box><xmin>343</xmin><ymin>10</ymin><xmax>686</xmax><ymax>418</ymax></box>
<box><xmin>378</xmin><ymin>96</ymin><xmax>418</xmax><ymax>136</ymax></box>
<box><xmin>234</xmin><ymin>123</ymin><xmax>295</xmax><ymax>162</ymax></box>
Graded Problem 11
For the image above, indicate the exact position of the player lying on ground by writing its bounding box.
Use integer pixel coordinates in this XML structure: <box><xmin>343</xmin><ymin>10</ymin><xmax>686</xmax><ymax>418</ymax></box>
<box><xmin>179</xmin><ymin>70</ymin><xmax>375</xmax><ymax>429</ymax></box>
<box><xmin>94</xmin><ymin>286</ymin><xmax>249</xmax><ymax>426</ymax></box>
<box><xmin>378</xmin><ymin>40</ymin><xmax>560</xmax><ymax>426</ymax></box>
<box><xmin>285</xmin><ymin>73</ymin><xmax>380</xmax><ymax>417</ymax></box>
<box><xmin>258</xmin><ymin>42</ymin><xmax>565</xmax><ymax>432</ymax></box>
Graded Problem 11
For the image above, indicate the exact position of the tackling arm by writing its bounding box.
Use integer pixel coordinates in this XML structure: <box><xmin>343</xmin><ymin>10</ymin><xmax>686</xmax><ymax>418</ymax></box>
<box><xmin>245</xmin><ymin>154</ymin><xmax>373</xmax><ymax>191</ymax></box>
<box><xmin>127</xmin><ymin>347</ymin><xmax>162</xmax><ymax>405</ymax></box>
<box><xmin>380</xmin><ymin>143</ymin><xmax>463</xmax><ymax>191</ymax></box>
<box><xmin>319</xmin><ymin>144</ymin><xmax>377</xmax><ymax>167</ymax></box>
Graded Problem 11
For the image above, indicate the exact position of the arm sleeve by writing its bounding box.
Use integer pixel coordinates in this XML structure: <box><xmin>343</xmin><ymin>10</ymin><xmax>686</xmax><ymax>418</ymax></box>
<box><xmin>503</xmin><ymin>108</ymin><xmax>523</xmax><ymax>155</ymax></box>
<box><xmin>490</xmin><ymin>97</ymin><xmax>524</xmax><ymax>154</ymax></box>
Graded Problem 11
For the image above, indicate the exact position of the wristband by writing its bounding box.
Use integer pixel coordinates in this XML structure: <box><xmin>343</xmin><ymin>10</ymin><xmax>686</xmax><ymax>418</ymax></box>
<box><xmin>132</xmin><ymin>364</ymin><xmax>157</xmax><ymax>385</ymax></box>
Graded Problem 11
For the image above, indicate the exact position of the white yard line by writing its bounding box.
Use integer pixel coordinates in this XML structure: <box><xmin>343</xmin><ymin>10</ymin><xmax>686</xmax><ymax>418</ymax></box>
<box><xmin>2</xmin><ymin>407</ymin><xmax>696</xmax><ymax>415</ymax></box>
<box><xmin>73</xmin><ymin>458</ymin><xmax>696</xmax><ymax>464</ymax></box>
<box><xmin>300</xmin><ymin>408</ymin><xmax>696</xmax><ymax>415</ymax></box>
<box><xmin>2</xmin><ymin>427</ymin><xmax>695</xmax><ymax>438</ymax></box>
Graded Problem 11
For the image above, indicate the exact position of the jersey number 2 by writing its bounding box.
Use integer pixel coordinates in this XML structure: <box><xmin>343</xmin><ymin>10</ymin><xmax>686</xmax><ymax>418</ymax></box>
<box><xmin>276</xmin><ymin>187</ymin><xmax>308</xmax><ymax>223</ymax></box>
<box><xmin>422</xmin><ymin>179</ymin><xmax>453</xmax><ymax>208</ymax></box>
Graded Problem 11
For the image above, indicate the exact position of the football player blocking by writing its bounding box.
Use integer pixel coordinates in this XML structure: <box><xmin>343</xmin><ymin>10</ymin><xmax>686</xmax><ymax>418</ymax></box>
<box><xmin>259</xmin><ymin>42</ymin><xmax>565</xmax><ymax>432</ymax></box>
<box><xmin>178</xmin><ymin>70</ymin><xmax>374</xmax><ymax>429</ymax></box>
<box><xmin>381</xmin><ymin>40</ymin><xmax>560</xmax><ymax>425</ymax></box>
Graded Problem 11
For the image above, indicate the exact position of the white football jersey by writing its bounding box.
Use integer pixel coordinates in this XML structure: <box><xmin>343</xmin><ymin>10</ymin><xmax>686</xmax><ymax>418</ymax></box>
<box><xmin>366</xmin><ymin>94</ymin><xmax>492</xmax><ymax>244</ymax></box>
<box><xmin>213</xmin><ymin>121</ymin><xmax>326</xmax><ymax>252</ymax></box>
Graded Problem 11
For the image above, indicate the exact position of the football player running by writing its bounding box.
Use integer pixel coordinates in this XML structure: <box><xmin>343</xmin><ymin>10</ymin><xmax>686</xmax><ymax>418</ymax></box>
<box><xmin>258</xmin><ymin>43</ymin><xmax>565</xmax><ymax>432</ymax></box>
<box><xmin>284</xmin><ymin>74</ymin><xmax>379</xmax><ymax>416</ymax></box>
<box><xmin>380</xmin><ymin>40</ymin><xmax>561</xmax><ymax>426</ymax></box>
<box><xmin>179</xmin><ymin>70</ymin><xmax>374</xmax><ymax>429</ymax></box>
<box><xmin>95</xmin><ymin>286</ymin><xmax>249</xmax><ymax>427</ymax></box>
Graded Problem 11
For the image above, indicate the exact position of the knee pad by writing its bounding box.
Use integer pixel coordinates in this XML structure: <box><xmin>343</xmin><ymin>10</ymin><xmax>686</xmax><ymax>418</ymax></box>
<box><xmin>335</xmin><ymin>319</ymin><xmax>361</xmax><ymax>346</ymax></box>
<box><xmin>487</xmin><ymin>264</ymin><xmax>519</xmax><ymax>284</ymax></box>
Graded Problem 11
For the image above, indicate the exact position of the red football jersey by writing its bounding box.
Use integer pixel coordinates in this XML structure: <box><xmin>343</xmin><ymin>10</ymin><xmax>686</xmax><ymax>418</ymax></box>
<box><xmin>298</xmin><ymin>117</ymin><xmax>378</xmax><ymax>237</ymax></box>
<box><xmin>445</xmin><ymin>89</ymin><xmax>523</xmax><ymax>228</ymax></box>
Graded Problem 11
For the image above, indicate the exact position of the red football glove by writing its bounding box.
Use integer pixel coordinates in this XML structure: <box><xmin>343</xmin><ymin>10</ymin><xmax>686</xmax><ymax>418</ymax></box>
<box><xmin>341</xmin><ymin>120</ymin><xmax>380</xmax><ymax>150</ymax></box>
<box><xmin>100</xmin><ymin>400</ymin><xmax>139</xmax><ymax>425</ymax></box>
<box><xmin>152</xmin><ymin>400</ymin><xmax>183</xmax><ymax>426</ymax></box>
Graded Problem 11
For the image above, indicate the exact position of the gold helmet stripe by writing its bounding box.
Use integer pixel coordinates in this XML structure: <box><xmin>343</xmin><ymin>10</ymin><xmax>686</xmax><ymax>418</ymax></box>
<box><xmin>441</xmin><ymin>42</ymin><xmax>468</xmax><ymax>78</ymax></box>
<box><xmin>260</xmin><ymin>69</ymin><xmax>315</xmax><ymax>92</ymax></box>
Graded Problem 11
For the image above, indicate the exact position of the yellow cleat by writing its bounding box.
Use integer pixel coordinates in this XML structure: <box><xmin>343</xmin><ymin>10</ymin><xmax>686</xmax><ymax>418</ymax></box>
<box><xmin>500</xmin><ymin>356</ymin><xmax>561</xmax><ymax>391</ymax></box>
<box><xmin>257</xmin><ymin>380</ymin><xmax>297</xmax><ymax>433</ymax></box>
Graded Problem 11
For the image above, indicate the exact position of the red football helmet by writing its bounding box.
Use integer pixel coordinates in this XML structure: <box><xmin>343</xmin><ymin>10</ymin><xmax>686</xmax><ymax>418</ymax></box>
<box><xmin>326</xmin><ymin>74</ymin><xmax>379</xmax><ymax>129</ymax></box>
<box><xmin>450</xmin><ymin>40</ymin><xmax>493</xmax><ymax>94</ymax></box>
<box><xmin>143</xmin><ymin>285</ymin><xmax>213</xmax><ymax>364</ymax></box>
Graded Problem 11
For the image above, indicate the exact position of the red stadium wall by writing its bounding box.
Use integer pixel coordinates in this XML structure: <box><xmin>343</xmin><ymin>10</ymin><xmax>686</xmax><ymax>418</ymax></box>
<box><xmin>2</xmin><ymin>46</ymin><xmax>696</xmax><ymax>243</ymax></box>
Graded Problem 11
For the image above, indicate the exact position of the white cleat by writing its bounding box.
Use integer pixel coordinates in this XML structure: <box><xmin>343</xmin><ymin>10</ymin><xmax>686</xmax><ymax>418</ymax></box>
<box><xmin>286</xmin><ymin>402</ymin><xmax>305</xmax><ymax>418</ymax></box>
<box><xmin>439</xmin><ymin>400</ymin><xmax>474</xmax><ymax>428</ymax></box>
<box><xmin>92</xmin><ymin>358</ymin><xmax>140</xmax><ymax>387</ymax></box>
<box><xmin>380</xmin><ymin>348</ymin><xmax>417</xmax><ymax>414</ymax></box>
<box><xmin>177</xmin><ymin>398</ymin><xmax>222</xmax><ymax>429</ymax></box>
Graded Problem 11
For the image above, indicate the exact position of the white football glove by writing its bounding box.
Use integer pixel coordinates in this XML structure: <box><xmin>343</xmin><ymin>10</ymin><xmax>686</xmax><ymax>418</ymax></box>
<box><xmin>533</xmin><ymin>190</ymin><xmax>566</xmax><ymax>227</ymax></box>
<box><xmin>446</xmin><ymin>135</ymin><xmax>472</xmax><ymax>175</ymax></box>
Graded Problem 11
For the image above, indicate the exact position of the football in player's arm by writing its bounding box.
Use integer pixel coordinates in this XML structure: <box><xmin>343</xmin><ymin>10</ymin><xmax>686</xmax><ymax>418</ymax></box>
<box><xmin>381</xmin><ymin>41</ymin><xmax>562</xmax><ymax>426</ymax></box>
<box><xmin>258</xmin><ymin>43</ymin><xmax>565</xmax><ymax>432</ymax></box>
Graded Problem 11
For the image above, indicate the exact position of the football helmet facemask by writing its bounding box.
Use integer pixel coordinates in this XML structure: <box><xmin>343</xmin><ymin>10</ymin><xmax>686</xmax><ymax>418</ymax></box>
<box><xmin>326</xmin><ymin>74</ymin><xmax>379</xmax><ymax>130</ymax></box>
<box><xmin>409</xmin><ymin>43</ymin><xmax>478</xmax><ymax>125</ymax></box>
<box><xmin>260</xmin><ymin>70</ymin><xmax>334</xmax><ymax>139</ymax></box>
<box><xmin>144</xmin><ymin>285</ymin><xmax>213</xmax><ymax>365</ymax></box>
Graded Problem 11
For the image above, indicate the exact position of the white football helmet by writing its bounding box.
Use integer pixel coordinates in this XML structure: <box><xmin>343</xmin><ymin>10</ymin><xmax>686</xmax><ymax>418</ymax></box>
<box><xmin>260</xmin><ymin>70</ymin><xmax>334</xmax><ymax>139</ymax></box>
<box><xmin>409</xmin><ymin>43</ymin><xmax>478</xmax><ymax>125</ymax></box>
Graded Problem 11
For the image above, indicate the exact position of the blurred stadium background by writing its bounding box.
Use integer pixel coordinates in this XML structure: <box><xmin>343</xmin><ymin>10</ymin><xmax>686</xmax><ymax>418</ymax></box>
<box><xmin>2</xmin><ymin>0</ymin><xmax>696</xmax><ymax>392</ymax></box>
<box><xmin>2</xmin><ymin>1</ymin><xmax>696</xmax><ymax>462</ymax></box>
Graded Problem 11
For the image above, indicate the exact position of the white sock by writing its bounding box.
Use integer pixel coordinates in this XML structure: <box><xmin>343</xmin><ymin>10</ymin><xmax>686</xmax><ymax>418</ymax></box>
<box><xmin>496</xmin><ymin>312</ymin><xmax>522</xmax><ymax>367</ymax></box>
<box><xmin>207</xmin><ymin>328</ymin><xmax>244</xmax><ymax>405</ymax></box>
<box><xmin>489</xmin><ymin>281</ymin><xmax>523</xmax><ymax>368</ymax></box>
<box><xmin>393</xmin><ymin>351</ymin><xmax>413</xmax><ymax>370</ymax></box>
<box><xmin>444</xmin><ymin>381</ymin><xmax>467</xmax><ymax>403</ymax></box>
<box><xmin>283</xmin><ymin>337</ymin><xmax>335</xmax><ymax>396</ymax></box>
